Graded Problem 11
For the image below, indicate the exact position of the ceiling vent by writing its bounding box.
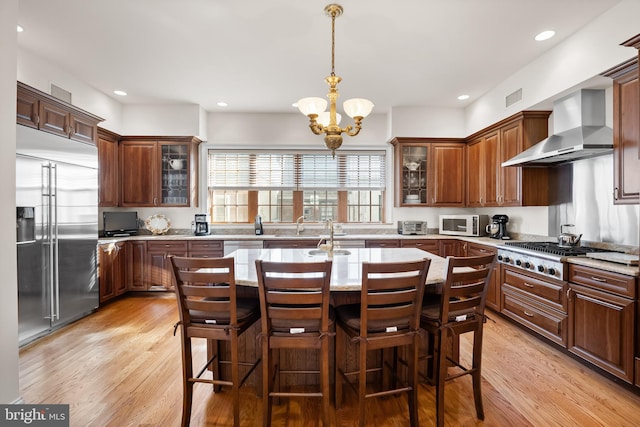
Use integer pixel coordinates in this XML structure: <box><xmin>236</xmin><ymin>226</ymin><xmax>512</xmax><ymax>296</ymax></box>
<box><xmin>505</xmin><ymin>88</ymin><xmax>522</xmax><ymax>108</ymax></box>
<box><xmin>50</xmin><ymin>83</ymin><xmax>72</xmax><ymax>104</ymax></box>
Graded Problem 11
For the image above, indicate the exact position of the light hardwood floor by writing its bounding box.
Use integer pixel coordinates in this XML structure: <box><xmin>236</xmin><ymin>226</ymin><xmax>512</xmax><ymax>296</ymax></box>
<box><xmin>19</xmin><ymin>293</ymin><xmax>640</xmax><ymax>426</ymax></box>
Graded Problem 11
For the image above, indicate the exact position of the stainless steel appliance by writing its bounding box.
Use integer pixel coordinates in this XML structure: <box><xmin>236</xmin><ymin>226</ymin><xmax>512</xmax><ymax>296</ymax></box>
<box><xmin>497</xmin><ymin>241</ymin><xmax>609</xmax><ymax>281</ymax></box>
<box><xmin>16</xmin><ymin>125</ymin><xmax>99</xmax><ymax>346</ymax></box>
<box><xmin>486</xmin><ymin>214</ymin><xmax>510</xmax><ymax>239</ymax></box>
<box><xmin>438</xmin><ymin>214</ymin><xmax>488</xmax><ymax>237</ymax></box>
<box><xmin>398</xmin><ymin>220</ymin><xmax>428</xmax><ymax>235</ymax></box>
<box><xmin>194</xmin><ymin>213</ymin><xmax>209</xmax><ymax>236</ymax></box>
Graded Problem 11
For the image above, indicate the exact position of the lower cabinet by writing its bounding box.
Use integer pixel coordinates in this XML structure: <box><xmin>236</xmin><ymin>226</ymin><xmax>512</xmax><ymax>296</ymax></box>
<box><xmin>400</xmin><ymin>239</ymin><xmax>439</xmax><ymax>255</ymax></box>
<box><xmin>127</xmin><ymin>241</ymin><xmax>148</xmax><ymax>291</ymax></box>
<box><xmin>568</xmin><ymin>264</ymin><xmax>636</xmax><ymax>383</ymax></box>
<box><xmin>500</xmin><ymin>266</ymin><xmax>568</xmax><ymax>346</ymax></box>
<box><xmin>188</xmin><ymin>240</ymin><xmax>224</xmax><ymax>257</ymax></box>
<box><xmin>466</xmin><ymin>242</ymin><xmax>500</xmax><ymax>311</ymax></box>
<box><xmin>98</xmin><ymin>242</ymin><xmax>127</xmax><ymax>304</ymax></box>
<box><xmin>146</xmin><ymin>241</ymin><xmax>188</xmax><ymax>290</ymax></box>
<box><xmin>365</xmin><ymin>239</ymin><xmax>401</xmax><ymax>248</ymax></box>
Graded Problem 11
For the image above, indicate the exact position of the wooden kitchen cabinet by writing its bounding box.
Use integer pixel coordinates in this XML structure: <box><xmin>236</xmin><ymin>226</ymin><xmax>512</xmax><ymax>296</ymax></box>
<box><xmin>466</xmin><ymin>111</ymin><xmax>552</xmax><ymax>207</ymax></box>
<box><xmin>365</xmin><ymin>239</ymin><xmax>401</xmax><ymax>248</ymax></box>
<box><xmin>127</xmin><ymin>241</ymin><xmax>148</xmax><ymax>291</ymax></box>
<box><xmin>188</xmin><ymin>240</ymin><xmax>224</xmax><ymax>257</ymax></box>
<box><xmin>568</xmin><ymin>264</ymin><xmax>636</xmax><ymax>383</ymax></box>
<box><xmin>98</xmin><ymin>242</ymin><xmax>127</xmax><ymax>304</ymax></box>
<box><xmin>401</xmin><ymin>239</ymin><xmax>439</xmax><ymax>255</ymax></box>
<box><xmin>98</xmin><ymin>127</ymin><xmax>120</xmax><ymax>207</ymax></box>
<box><xmin>146</xmin><ymin>240</ymin><xmax>188</xmax><ymax>290</ymax></box>
<box><xmin>17</xmin><ymin>81</ymin><xmax>102</xmax><ymax>144</ymax></box>
<box><xmin>603</xmin><ymin>58</ymin><xmax>640</xmax><ymax>204</ymax></box>
<box><xmin>466</xmin><ymin>242</ymin><xmax>500</xmax><ymax>311</ymax></box>
<box><xmin>389</xmin><ymin>138</ymin><xmax>466</xmax><ymax>207</ymax></box>
<box><xmin>119</xmin><ymin>136</ymin><xmax>201</xmax><ymax>207</ymax></box>
<box><xmin>501</xmin><ymin>266</ymin><xmax>568</xmax><ymax>346</ymax></box>
<box><xmin>438</xmin><ymin>240</ymin><xmax>463</xmax><ymax>257</ymax></box>
<box><xmin>263</xmin><ymin>239</ymin><xmax>319</xmax><ymax>249</ymax></box>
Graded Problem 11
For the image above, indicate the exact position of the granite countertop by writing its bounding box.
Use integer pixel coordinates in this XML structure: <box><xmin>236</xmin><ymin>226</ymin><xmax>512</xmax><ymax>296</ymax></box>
<box><xmin>231</xmin><ymin>247</ymin><xmax>449</xmax><ymax>291</ymax></box>
<box><xmin>565</xmin><ymin>256</ymin><xmax>639</xmax><ymax>277</ymax></box>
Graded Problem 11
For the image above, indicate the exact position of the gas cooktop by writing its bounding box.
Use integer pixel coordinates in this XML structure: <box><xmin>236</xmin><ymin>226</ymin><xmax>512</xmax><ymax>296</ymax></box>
<box><xmin>502</xmin><ymin>241</ymin><xmax>609</xmax><ymax>257</ymax></box>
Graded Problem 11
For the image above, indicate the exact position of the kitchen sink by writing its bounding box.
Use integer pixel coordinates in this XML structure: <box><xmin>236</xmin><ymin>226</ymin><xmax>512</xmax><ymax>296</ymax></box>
<box><xmin>307</xmin><ymin>249</ymin><xmax>351</xmax><ymax>256</ymax></box>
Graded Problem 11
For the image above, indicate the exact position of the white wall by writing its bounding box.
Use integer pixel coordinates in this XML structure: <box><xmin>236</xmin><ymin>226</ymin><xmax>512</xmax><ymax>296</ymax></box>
<box><xmin>121</xmin><ymin>104</ymin><xmax>206</xmax><ymax>139</ymax></box>
<box><xmin>389</xmin><ymin>106</ymin><xmax>466</xmax><ymax>138</ymax></box>
<box><xmin>465</xmin><ymin>0</ymin><xmax>640</xmax><ymax>135</ymax></box>
<box><xmin>1</xmin><ymin>0</ymin><xmax>20</xmax><ymax>405</ymax></box>
<box><xmin>17</xmin><ymin>49</ymin><xmax>124</xmax><ymax>133</ymax></box>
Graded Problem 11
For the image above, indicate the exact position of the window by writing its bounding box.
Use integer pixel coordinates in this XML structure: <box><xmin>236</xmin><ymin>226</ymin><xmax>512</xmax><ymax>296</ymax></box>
<box><xmin>207</xmin><ymin>150</ymin><xmax>386</xmax><ymax>224</ymax></box>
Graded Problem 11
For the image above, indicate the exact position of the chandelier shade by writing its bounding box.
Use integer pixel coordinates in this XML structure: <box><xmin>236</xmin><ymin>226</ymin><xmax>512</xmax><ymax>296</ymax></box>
<box><xmin>298</xmin><ymin>4</ymin><xmax>374</xmax><ymax>157</ymax></box>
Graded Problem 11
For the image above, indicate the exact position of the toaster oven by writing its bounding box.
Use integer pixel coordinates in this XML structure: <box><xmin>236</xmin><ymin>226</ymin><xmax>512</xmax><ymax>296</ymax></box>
<box><xmin>397</xmin><ymin>221</ymin><xmax>428</xmax><ymax>235</ymax></box>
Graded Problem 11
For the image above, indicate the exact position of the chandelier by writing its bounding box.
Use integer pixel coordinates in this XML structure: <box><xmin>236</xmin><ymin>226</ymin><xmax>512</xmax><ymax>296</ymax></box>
<box><xmin>297</xmin><ymin>4</ymin><xmax>374</xmax><ymax>157</ymax></box>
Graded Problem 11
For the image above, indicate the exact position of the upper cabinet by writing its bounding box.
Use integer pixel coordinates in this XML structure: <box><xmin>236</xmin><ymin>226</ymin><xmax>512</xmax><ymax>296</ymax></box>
<box><xmin>603</xmin><ymin>58</ymin><xmax>640</xmax><ymax>204</ymax></box>
<box><xmin>390</xmin><ymin>138</ymin><xmax>466</xmax><ymax>207</ymax></box>
<box><xmin>119</xmin><ymin>136</ymin><xmax>201</xmax><ymax>207</ymax></box>
<box><xmin>98</xmin><ymin>127</ymin><xmax>120</xmax><ymax>207</ymax></box>
<box><xmin>466</xmin><ymin>111</ymin><xmax>552</xmax><ymax>207</ymax></box>
<box><xmin>16</xmin><ymin>81</ymin><xmax>102</xmax><ymax>145</ymax></box>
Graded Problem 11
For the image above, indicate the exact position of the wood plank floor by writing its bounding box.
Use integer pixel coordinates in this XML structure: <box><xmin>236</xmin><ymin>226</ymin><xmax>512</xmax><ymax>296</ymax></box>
<box><xmin>19</xmin><ymin>293</ymin><xmax>640</xmax><ymax>426</ymax></box>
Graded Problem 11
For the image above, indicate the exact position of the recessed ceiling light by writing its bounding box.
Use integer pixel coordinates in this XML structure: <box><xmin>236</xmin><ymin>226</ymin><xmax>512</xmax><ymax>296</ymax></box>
<box><xmin>457</xmin><ymin>94</ymin><xmax>470</xmax><ymax>101</ymax></box>
<box><xmin>535</xmin><ymin>30</ymin><xmax>555</xmax><ymax>41</ymax></box>
<box><xmin>217</xmin><ymin>101</ymin><xmax>228</xmax><ymax>107</ymax></box>
<box><xmin>17</xmin><ymin>25</ymin><xmax>24</xmax><ymax>33</ymax></box>
<box><xmin>113</xmin><ymin>90</ymin><xmax>127</xmax><ymax>96</ymax></box>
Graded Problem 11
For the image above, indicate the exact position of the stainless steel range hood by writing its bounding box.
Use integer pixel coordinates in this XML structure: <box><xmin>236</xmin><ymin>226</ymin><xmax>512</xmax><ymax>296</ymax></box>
<box><xmin>502</xmin><ymin>89</ymin><xmax>613</xmax><ymax>167</ymax></box>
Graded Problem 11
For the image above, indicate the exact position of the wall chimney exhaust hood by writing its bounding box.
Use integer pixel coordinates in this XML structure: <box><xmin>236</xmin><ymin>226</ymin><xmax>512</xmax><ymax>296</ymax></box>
<box><xmin>502</xmin><ymin>89</ymin><xmax>613</xmax><ymax>167</ymax></box>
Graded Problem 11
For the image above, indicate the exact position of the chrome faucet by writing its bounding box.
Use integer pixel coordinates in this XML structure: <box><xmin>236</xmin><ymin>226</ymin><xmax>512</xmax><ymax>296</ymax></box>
<box><xmin>326</xmin><ymin>218</ymin><xmax>334</xmax><ymax>252</ymax></box>
<box><xmin>296</xmin><ymin>215</ymin><xmax>305</xmax><ymax>235</ymax></box>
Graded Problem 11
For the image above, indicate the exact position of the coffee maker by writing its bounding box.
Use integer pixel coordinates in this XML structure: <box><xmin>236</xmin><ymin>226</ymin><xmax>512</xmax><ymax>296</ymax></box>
<box><xmin>486</xmin><ymin>214</ymin><xmax>510</xmax><ymax>239</ymax></box>
<box><xmin>194</xmin><ymin>214</ymin><xmax>209</xmax><ymax>236</ymax></box>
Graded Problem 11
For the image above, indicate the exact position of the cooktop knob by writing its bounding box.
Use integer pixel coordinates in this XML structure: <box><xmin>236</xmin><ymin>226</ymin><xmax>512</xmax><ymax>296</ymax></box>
<box><xmin>497</xmin><ymin>254</ymin><xmax>503</xmax><ymax>261</ymax></box>
<box><xmin>524</xmin><ymin>261</ymin><xmax>531</xmax><ymax>269</ymax></box>
<box><xmin>537</xmin><ymin>265</ymin><xmax>545</xmax><ymax>273</ymax></box>
<box><xmin>516</xmin><ymin>259</ymin><xmax>522</xmax><ymax>266</ymax></box>
<box><xmin>504</xmin><ymin>256</ymin><xmax>510</xmax><ymax>263</ymax></box>
<box><xmin>548</xmin><ymin>267</ymin><xmax>556</xmax><ymax>276</ymax></box>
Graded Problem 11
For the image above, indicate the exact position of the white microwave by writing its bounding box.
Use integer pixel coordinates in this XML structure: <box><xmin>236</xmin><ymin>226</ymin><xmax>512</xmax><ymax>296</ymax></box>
<box><xmin>439</xmin><ymin>214</ymin><xmax>489</xmax><ymax>237</ymax></box>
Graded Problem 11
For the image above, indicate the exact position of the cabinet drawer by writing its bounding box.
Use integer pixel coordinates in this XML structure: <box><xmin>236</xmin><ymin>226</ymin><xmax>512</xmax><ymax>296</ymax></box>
<box><xmin>147</xmin><ymin>240</ymin><xmax>188</xmax><ymax>253</ymax></box>
<box><xmin>365</xmin><ymin>239</ymin><xmax>401</xmax><ymax>248</ymax></box>
<box><xmin>401</xmin><ymin>239</ymin><xmax>439</xmax><ymax>254</ymax></box>
<box><xmin>502</xmin><ymin>285</ymin><xmax>567</xmax><ymax>346</ymax></box>
<box><xmin>466</xmin><ymin>242</ymin><xmax>496</xmax><ymax>256</ymax></box>
<box><xmin>188</xmin><ymin>240</ymin><xmax>223</xmax><ymax>251</ymax></box>
<box><xmin>503</xmin><ymin>267</ymin><xmax>567</xmax><ymax>312</ymax></box>
<box><xmin>569</xmin><ymin>264</ymin><xmax>636</xmax><ymax>298</ymax></box>
<box><xmin>263</xmin><ymin>239</ymin><xmax>319</xmax><ymax>249</ymax></box>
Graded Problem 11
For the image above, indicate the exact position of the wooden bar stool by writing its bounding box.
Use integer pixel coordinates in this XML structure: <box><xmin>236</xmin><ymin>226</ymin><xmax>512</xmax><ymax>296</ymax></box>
<box><xmin>169</xmin><ymin>255</ymin><xmax>261</xmax><ymax>427</ymax></box>
<box><xmin>419</xmin><ymin>253</ymin><xmax>496</xmax><ymax>427</ymax></box>
<box><xmin>334</xmin><ymin>258</ymin><xmax>431</xmax><ymax>427</ymax></box>
<box><xmin>254</xmin><ymin>259</ymin><xmax>333</xmax><ymax>427</ymax></box>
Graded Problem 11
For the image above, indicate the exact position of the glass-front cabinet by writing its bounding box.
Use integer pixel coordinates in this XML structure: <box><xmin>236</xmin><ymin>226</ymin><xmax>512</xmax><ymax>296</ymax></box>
<box><xmin>119</xmin><ymin>136</ymin><xmax>201</xmax><ymax>207</ymax></box>
<box><xmin>161</xmin><ymin>144</ymin><xmax>189</xmax><ymax>205</ymax></box>
<box><xmin>390</xmin><ymin>137</ymin><xmax>466</xmax><ymax>207</ymax></box>
<box><xmin>400</xmin><ymin>145</ymin><xmax>428</xmax><ymax>205</ymax></box>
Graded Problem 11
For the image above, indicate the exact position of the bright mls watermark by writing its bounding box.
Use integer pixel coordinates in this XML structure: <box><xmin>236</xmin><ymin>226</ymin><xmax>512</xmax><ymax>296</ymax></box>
<box><xmin>0</xmin><ymin>405</ymin><xmax>69</xmax><ymax>426</ymax></box>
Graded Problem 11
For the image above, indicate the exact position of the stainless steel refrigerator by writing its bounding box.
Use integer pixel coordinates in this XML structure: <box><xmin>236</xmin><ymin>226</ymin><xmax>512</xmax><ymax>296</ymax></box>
<box><xmin>16</xmin><ymin>125</ymin><xmax>99</xmax><ymax>346</ymax></box>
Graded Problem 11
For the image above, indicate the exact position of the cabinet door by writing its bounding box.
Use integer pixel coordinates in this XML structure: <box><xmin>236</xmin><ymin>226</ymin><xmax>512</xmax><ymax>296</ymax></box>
<box><xmin>430</xmin><ymin>143</ymin><xmax>465</xmax><ymax>206</ymax></box>
<box><xmin>147</xmin><ymin>241</ymin><xmax>188</xmax><ymax>290</ymax></box>
<box><xmin>467</xmin><ymin>242</ymin><xmax>499</xmax><ymax>310</ymax></box>
<box><xmin>159</xmin><ymin>142</ymin><xmax>190</xmax><ymax>206</ymax></box>
<box><xmin>70</xmin><ymin>113</ymin><xmax>98</xmax><ymax>145</ymax></box>
<box><xmin>568</xmin><ymin>283</ymin><xmax>635</xmax><ymax>383</ymax></box>
<box><xmin>499</xmin><ymin>122</ymin><xmax>522</xmax><ymax>206</ymax></box>
<box><xmin>16</xmin><ymin>87</ymin><xmax>39</xmax><ymax>128</ymax></box>
<box><xmin>365</xmin><ymin>239</ymin><xmax>401</xmax><ymax>248</ymax></box>
<box><xmin>613</xmin><ymin>69</ymin><xmax>640</xmax><ymax>204</ymax></box>
<box><xmin>399</xmin><ymin>144</ymin><xmax>428</xmax><ymax>206</ymax></box>
<box><xmin>466</xmin><ymin>139</ymin><xmax>483</xmax><ymax>207</ymax></box>
<box><xmin>120</xmin><ymin>141</ymin><xmax>158</xmax><ymax>206</ymax></box>
<box><xmin>483</xmin><ymin>131</ymin><xmax>500</xmax><ymax>206</ymax></box>
<box><xmin>38</xmin><ymin>100</ymin><xmax>70</xmax><ymax>139</ymax></box>
<box><xmin>99</xmin><ymin>244</ymin><xmax>116</xmax><ymax>303</ymax></box>
<box><xmin>98</xmin><ymin>135</ymin><xmax>119</xmax><ymax>207</ymax></box>
<box><xmin>188</xmin><ymin>240</ymin><xmax>224</xmax><ymax>257</ymax></box>
<box><xmin>127</xmin><ymin>241</ymin><xmax>147</xmax><ymax>291</ymax></box>
<box><xmin>439</xmin><ymin>240</ymin><xmax>461</xmax><ymax>257</ymax></box>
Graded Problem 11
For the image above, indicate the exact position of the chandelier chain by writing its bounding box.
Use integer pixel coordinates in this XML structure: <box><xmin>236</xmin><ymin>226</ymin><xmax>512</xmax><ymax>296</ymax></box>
<box><xmin>330</xmin><ymin>10</ymin><xmax>336</xmax><ymax>77</ymax></box>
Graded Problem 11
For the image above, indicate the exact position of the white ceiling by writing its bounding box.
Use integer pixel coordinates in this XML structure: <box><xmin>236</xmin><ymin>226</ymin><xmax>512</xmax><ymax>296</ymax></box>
<box><xmin>16</xmin><ymin>0</ymin><xmax>622</xmax><ymax>114</ymax></box>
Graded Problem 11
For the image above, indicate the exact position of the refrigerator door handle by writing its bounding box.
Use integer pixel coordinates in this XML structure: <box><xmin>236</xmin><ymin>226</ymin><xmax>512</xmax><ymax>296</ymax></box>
<box><xmin>52</xmin><ymin>163</ymin><xmax>59</xmax><ymax>321</ymax></box>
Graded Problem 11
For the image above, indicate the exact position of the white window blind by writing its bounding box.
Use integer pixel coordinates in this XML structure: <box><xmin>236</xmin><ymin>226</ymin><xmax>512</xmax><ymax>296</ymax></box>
<box><xmin>208</xmin><ymin>150</ymin><xmax>385</xmax><ymax>190</ymax></box>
